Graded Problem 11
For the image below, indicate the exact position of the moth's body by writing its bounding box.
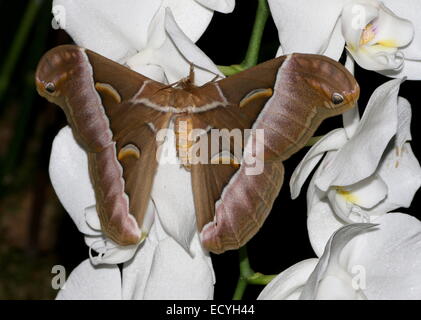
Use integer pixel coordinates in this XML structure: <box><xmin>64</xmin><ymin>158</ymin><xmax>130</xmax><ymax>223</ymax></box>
<box><xmin>36</xmin><ymin>45</ymin><xmax>359</xmax><ymax>253</ymax></box>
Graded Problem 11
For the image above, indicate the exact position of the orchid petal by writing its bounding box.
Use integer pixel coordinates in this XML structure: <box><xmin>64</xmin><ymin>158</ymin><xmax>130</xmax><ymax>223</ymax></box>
<box><xmin>257</xmin><ymin>259</ymin><xmax>319</xmax><ymax>300</ymax></box>
<box><xmin>123</xmin><ymin>216</ymin><xmax>214</xmax><ymax>300</ymax></box>
<box><xmin>315</xmin><ymin>79</ymin><xmax>402</xmax><ymax>190</ymax></box>
<box><xmin>195</xmin><ymin>0</ymin><xmax>235</xmax><ymax>13</ymax></box>
<box><xmin>52</xmin><ymin>0</ymin><xmax>162</xmax><ymax>62</ymax></box>
<box><xmin>128</xmin><ymin>9</ymin><xmax>222</xmax><ymax>85</ymax></box>
<box><xmin>86</xmin><ymin>202</ymin><xmax>155</xmax><ymax>265</ymax></box>
<box><xmin>122</xmin><ymin>243</ymin><xmax>157</xmax><ymax>299</ymax></box>
<box><xmin>162</xmin><ymin>0</ymin><xmax>214</xmax><ymax>42</ymax></box>
<box><xmin>122</xmin><ymin>218</ymin><xmax>163</xmax><ymax>299</ymax></box>
<box><xmin>56</xmin><ymin>259</ymin><xmax>122</xmax><ymax>300</ymax></box>
<box><xmin>348</xmin><ymin>44</ymin><xmax>404</xmax><ymax>71</ymax></box>
<box><xmin>126</xmin><ymin>50</ymin><xmax>169</xmax><ymax>83</ymax></box>
<box><xmin>151</xmin><ymin>124</ymin><xmax>196</xmax><ymax>253</ymax></box>
<box><xmin>382</xmin><ymin>0</ymin><xmax>421</xmax><ymax>60</ymax></box>
<box><xmin>307</xmin><ymin>200</ymin><xmax>347</xmax><ymax>258</ymax></box>
<box><xmin>290</xmin><ymin>129</ymin><xmax>348</xmax><ymax>199</ymax></box>
<box><xmin>84</xmin><ymin>205</ymin><xmax>101</xmax><ymax>231</ymax></box>
<box><xmin>323</xmin><ymin>19</ymin><xmax>346</xmax><ymax>61</ymax></box>
<box><xmin>52</xmin><ymin>0</ymin><xmax>217</xmax><ymax>64</ymax></box>
<box><xmin>300</xmin><ymin>223</ymin><xmax>375</xmax><ymax>299</ymax></box>
<box><xmin>142</xmin><ymin>232</ymin><xmax>214</xmax><ymax>299</ymax></box>
<box><xmin>124</xmin><ymin>7</ymin><xmax>167</xmax><ymax>81</ymax></box>
<box><xmin>49</xmin><ymin>126</ymin><xmax>98</xmax><ymax>236</ymax></box>
<box><xmin>341</xmin><ymin>2</ymin><xmax>379</xmax><ymax>50</ymax></box>
<box><xmin>269</xmin><ymin>0</ymin><xmax>347</xmax><ymax>57</ymax></box>
<box><xmin>376</xmin><ymin>143</ymin><xmax>421</xmax><ymax>212</ymax></box>
<box><xmin>326</xmin><ymin>175</ymin><xmax>388</xmax><ymax>222</ymax></box>
<box><xmin>275</xmin><ymin>46</ymin><xmax>284</xmax><ymax>57</ymax></box>
<box><xmin>396</xmin><ymin>97</ymin><xmax>412</xmax><ymax>146</ymax></box>
<box><xmin>342</xmin><ymin>106</ymin><xmax>361</xmax><ymax>139</ymax></box>
<box><xmin>164</xmin><ymin>8</ymin><xmax>223</xmax><ymax>80</ymax></box>
<box><xmin>306</xmin><ymin>161</ymin><xmax>347</xmax><ymax>258</ymax></box>
<box><xmin>369</xmin><ymin>3</ymin><xmax>414</xmax><ymax>48</ymax></box>
<box><xmin>315</xmin><ymin>275</ymin><xmax>367</xmax><ymax>299</ymax></box>
<box><xmin>379</xmin><ymin>58</ymin><xmax>421</xmax><ymax>80</ymax></box>
<box><xmin>343</xmin><ymin>213</ymin><xmax>421</xmax><ymax>299</ymax></box>
<box><xmin>342</xmin><ymin>54</ymin><xmax>361</xmax><ymax>138</ymax></box>
<box><xmin>89</xmin><ymin>239</ymin><xmax>140</xmax><ymax>265</ymax></box>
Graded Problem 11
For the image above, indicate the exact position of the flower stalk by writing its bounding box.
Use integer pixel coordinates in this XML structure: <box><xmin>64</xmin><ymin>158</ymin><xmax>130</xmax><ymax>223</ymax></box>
<box><xmin>0</xmin><ymin>0</ymin><xmax>44</xmax><ymax>103</ymax></box>
<box><xmin>232</xmin><ymin>246</ymin><xmax>277</xmax><ymax>300</ymax></box>
<box><xmin>218</xmin><ymin>0</ymin><xmax>269</xmax><ymax>75</ymax></box>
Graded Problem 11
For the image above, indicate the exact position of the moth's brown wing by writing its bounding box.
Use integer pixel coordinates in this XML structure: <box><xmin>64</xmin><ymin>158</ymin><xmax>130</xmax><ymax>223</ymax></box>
<box><xmin>36</xmin><ymin>45</ymin><xmax>170</xmax><ymax>245</ymax></box>
<box><xmin>192</xmin><ymin>53</ymin><xmax>359</xmax><ymax>253</ymax></box>
<box><xmin>190</xmin><ymin>139</ymin><xmax>285</xmax><ymax>254</ymax></box>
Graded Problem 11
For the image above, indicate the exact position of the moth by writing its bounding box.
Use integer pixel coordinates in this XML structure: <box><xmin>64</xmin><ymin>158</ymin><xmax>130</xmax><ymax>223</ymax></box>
<box><xmin>35</xmin><ymin>45</ymin><xmax>359</xmax><ymax>254</ymax></box>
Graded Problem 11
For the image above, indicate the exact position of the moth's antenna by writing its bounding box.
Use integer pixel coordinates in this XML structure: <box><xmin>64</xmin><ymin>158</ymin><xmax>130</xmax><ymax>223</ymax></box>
<box><xmin>185</xmin><ymin>60</ymin><xmax>224</xmax><ymax>85</ymax></box>
<box><xmin>209</xmin><ymin>73</ymin><xmax>221</xmax><ymax>82</ymax></box>
<box><xmin>150</xmin><ymin>61</ymin><xmax>223</xmax><ymax>97</ymax></box>
<box><xmin>151</xmin><ymin>79</ymin><xmax>181</xmax><ymax>97</ymax></box>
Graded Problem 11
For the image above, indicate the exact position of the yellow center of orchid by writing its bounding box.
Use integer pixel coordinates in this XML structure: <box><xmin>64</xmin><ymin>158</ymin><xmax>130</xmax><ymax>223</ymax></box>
<box><xmin>376</xmin><ymin>39</ymin><xmax>398</xmax><ymax>47</ymax></box>
<box><xmin>360</xmin><ymin>23</ymin><xmax>376</xmax><ymax>46</ymax></box>
<box><xmin>360</xmin><ymin>23</ymin><xmax>397</xmax><ymax>48</ymax></box>
<box><xmin>336</xmin><ymin>187</ymin><xmax>359</xmax><ymax>204</ymax></box>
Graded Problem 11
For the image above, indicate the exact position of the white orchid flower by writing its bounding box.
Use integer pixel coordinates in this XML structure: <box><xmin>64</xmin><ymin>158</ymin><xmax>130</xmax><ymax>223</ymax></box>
<box><xmin>258</xmin><ymin>213</ymin><xmax>421</xmax><ymax>300</ymax></box>
<box><xmin>48</xmin><ymin>0</ymin><xmax>234</xmax><ymax>299</ymax></box>
<box><xmin>56</xmin><ymin>207</ymin><xmax>214</xmax><ymax>300</ymax></box>
<box><xmin>52</xmin><ymin>0</ymin><xmax>232</xmax><ymax>83</ymax></box>
<box><xmin>268</xmin><ymin>0</ymin><xmax>421</xmax><ymax>79</ymax></box>
<box><xmin>290</xmin><ymin>78</ymin><xmax>421</xmax><ymax>256</ymax></box>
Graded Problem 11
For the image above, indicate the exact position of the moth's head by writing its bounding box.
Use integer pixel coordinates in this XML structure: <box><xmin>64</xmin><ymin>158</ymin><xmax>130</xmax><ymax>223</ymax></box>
<box><xmin>291</xmin><ymin>53</ymin><xmax>360</xmax><ymax>115</ymax></box>
<box><xmin>35</xmin><ymin>45</ymin><xmax>82</xmax><ymax>102</ymax></box>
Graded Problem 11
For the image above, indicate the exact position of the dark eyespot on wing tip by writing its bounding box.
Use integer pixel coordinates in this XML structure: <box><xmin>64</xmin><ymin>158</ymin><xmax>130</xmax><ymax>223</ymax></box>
<box><xmin>332</xmin><ymin>92</ymin><xmax>345</xmax><ymax>105</ymax></box>
<box><xmin>45</xmin><ymin>82</ymin><xmax>56</xmax><ymax>93</ymax></box>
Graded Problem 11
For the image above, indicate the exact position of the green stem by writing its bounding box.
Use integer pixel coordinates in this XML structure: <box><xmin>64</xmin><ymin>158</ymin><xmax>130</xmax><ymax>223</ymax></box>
<box><xmin>0</xmin><ymin>0</ymin><xmax>44</xmax><ymax>103</ymax></box>
<box><xmin>232</xmin><ymin>246</ymin><xmax>278</xmax><ymax>299</ymax></box>
<box><xmin>218</xmin><ymin>0</ymin><xmax>269</xmax><ymax>75</ymax></box>
<box><xmin>0</xmin><ymin>0</ymin><xmax>50</xmax><ymax>191</ymax></box>
<box><xmin>233</xmin><ymin>246</ymin><xmax>254</xmax><ymax>300</ymax></box>
<box><xmin>247</xmin><ymin>272</ymin><xmax>277</xmax><ymax>285</ymax></box>
<box><xmin>232</xmin><ymin>276</ymin><xmax>248</xmax><ymax>300</ymax></box>
<box><xmin>241</xmin><ymin>0</ymin><xmax>269</xmax><ymax>69</ymax></box>
<box><xmin>218</xmin><ymin>64</ymin><xmax>243</xmax><ymax>77</ymax></box>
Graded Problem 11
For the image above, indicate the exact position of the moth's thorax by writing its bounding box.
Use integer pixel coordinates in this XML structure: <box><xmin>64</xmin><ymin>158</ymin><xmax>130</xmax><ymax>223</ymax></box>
<box><xmin>135</xmin><ymin>80</ymin><xmax>228</xmax><ymax>114</ymax></box>
<box><xmin>170</xmin><ymin>88</ymin><xmax>200</xmax><ymax>110</ymax></box>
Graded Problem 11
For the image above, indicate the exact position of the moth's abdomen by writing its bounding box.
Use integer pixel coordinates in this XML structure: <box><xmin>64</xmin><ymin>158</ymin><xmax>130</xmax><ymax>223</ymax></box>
<box><xmin>174</xmin><ymin>115</ymin><xmax>194</xmax><ymax>170</ymax></box>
